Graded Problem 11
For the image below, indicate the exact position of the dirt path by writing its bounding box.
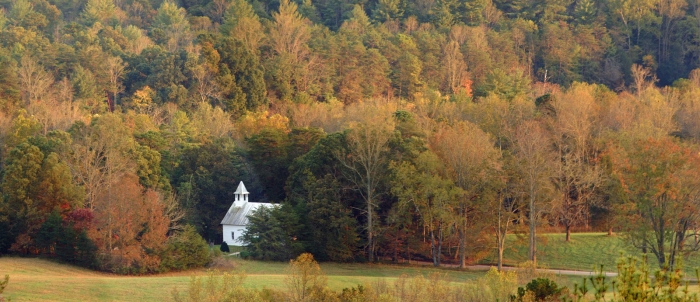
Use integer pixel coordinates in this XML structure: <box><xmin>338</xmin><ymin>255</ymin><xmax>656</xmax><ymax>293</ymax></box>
<box><xmin>408</xmin><ymin>260</ymin><xmax>618</xmax><ymax>277</ymax></box>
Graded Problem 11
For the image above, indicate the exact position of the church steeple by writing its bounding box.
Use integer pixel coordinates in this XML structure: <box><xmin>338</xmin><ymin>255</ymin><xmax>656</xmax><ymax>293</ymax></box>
<box><xmin>233</xmin><ymin>181</ymin><xmax>249</xmax><ymax>207</ymax></box>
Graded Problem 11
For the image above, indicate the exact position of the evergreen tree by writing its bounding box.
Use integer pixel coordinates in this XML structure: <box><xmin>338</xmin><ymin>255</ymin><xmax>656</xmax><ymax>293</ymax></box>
<box><xmin>241</xmin><ymin>205</ymin><xmax>302</xmax><ymax>261</ymax></box>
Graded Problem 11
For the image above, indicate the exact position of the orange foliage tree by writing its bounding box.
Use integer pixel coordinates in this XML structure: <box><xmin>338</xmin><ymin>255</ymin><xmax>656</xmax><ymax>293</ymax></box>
<box><xmin>610</xmin><ymin>137</ymin><xmax>700</xmax><ymax>269</ymax></box>
<box><xmin>89</xmin><ymin>173</ymin><xmax>170</xmax><ymax>273</ymax></box>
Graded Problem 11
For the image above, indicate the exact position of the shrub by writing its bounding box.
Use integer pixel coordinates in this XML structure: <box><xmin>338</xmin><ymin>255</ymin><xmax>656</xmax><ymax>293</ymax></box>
<box><xmin>339</xmin><ymin>285</ymin><xmax>366</xmax><ymax>301</ymax></box>
<box><xmin>160</xmin><ymin>225</ymin><xmax>211</xmax><ymax>272</ymax></box>
<box><xmin>284</xmin><ymin>253</ymin><xmax>328</xmax><ymax>301</ymax></box>
<box><xmin>514</xmin><ymin>278</ymin><xmax>561</xmax><ymax>302</ymax></box>
<box><xmin>220</xmin><ymin>241</ymin><xmax>230</xmax><ymax>253</ymax></box>
<box><xmin>479</xmin><ymin>267</ymin><xmax>518</xmax><ymax>302</ymax></box>
<box><xmin>0</xmin><ymin>275</ymin><xmax>8</xmax><ymax>302</ymax></box>
<box><xmin>569</xmin><ymin>256</ymin><xmax>700</xmax><ymax>301</ymax></box>
<box><xmin>171</xmin><ymin>270</ymin><xmax>263</xmax><ymax>302</ymax></box>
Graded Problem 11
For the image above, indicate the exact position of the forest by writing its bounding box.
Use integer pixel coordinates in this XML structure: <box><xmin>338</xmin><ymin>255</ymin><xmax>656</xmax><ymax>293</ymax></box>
<box><xmin>1</xmin><ymin>0</ymin><xmax>700</xmax><ymax>274</ymax></box>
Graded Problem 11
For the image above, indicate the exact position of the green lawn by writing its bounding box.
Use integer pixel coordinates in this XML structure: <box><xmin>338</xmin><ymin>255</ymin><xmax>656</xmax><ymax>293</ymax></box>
<box><xmin>0</xmin><ymin>257</ymin><xmax>486</xmax><ymax>301</ymax></box>
<box><xmin>481</xmin><ymin>232</ymin><xmax>700</xmax><ymax>274</ymax></box>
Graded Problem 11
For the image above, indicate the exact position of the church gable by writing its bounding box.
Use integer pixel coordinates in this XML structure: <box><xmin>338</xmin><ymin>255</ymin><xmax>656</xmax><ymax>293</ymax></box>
<box><xmin>221</xmin><ymin>181</ymin><xmax>274</xmax><ymax>246</ymax></box>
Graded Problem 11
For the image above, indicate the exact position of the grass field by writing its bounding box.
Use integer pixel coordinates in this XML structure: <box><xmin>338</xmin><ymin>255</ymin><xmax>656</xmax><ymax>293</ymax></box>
<box><xmin>0</xmin><ymin>257</ymin><xmax>487</xmax><ymax>301</ymax></box>
<box><xmin>483</xmin><ymin>232</ymin><xmax>700</xmax><ymax>274</ymax></box>
<box><xmin>4</xmin><ymin>233</ymin><xmax>700</xmax><ymax>301</ymax></box>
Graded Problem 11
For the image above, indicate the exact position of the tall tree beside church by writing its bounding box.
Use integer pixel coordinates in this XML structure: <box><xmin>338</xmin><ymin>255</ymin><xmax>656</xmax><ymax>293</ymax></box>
<box><xmin>303</xmin><ymin>173</ymin><xmax>359</xmax><ymax>262</ymax></box>
<box><xmin>336</xmin><ymin>109</ymin><xmax>394</xmax><ymax>262</ymax></box>
<box><xmin>245</xmin><ymin>128</ymin><xmax>290</xmax><ymax>202</ymax></box>
<box><xmin>173</xmin><ymin>139</ymin><xmax>248</xmax><ymax>242</ymax></box>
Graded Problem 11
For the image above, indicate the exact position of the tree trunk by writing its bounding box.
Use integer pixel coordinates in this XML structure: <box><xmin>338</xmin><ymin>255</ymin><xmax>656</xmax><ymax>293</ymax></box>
<box><xmin>529</xmin><ymin>194</ymin><xmax>537</xmax><ymax>268</ymax></box>
<box><xmin>498</xmin><ymin>245</ymin><xmax>504</xmax><ymax>272</ymax></box>
<box><xmin>393</xmin><ymin>230</ymin><xmax>399</xmax><ymax>263</ymax></box>
<box><xmin>459</xmin><ymin>205</ymin><xmax>466</xmax><ymax>268</ymax></box>
<box><xmin>608</xmin><ymin>227</ymin><xmax>613</xmax><ymax>236</ymax></box>
<box><xmin>367</xmin><ymin>189</ymin><xmax>374</xmax><ymax>262</ymax></box>
<box><xmin>565</xmin><ymin>224</ymin><xmax>571</xmax><ymax>242</ymax></box>
<box><xmin>406</xmin><ymin>236</ymin><xmax>411</xmax><ymax>264</ymax></box>
<box><xmin>430</xmin><ymin>230</ymin><xmax>438</xmax><ymax>267</ymax></box>
<box><xmin>437</xmin><ymin>224</ymin><xmax>443</xmax><ymax>267</ymax></box>
<box><xmin>497</xmin><ymin>233</ymin><xmax>504</xmax><ymax>271</ymax></box>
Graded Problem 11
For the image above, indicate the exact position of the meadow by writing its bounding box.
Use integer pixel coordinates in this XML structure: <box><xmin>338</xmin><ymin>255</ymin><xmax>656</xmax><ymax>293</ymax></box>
<box><xmin>0</xmin><ymin>256</ymin><xmax>486</xmax><ymax>301</ymax></box>
<box><xmin>3</xmin><ymin>233</ymin><xmax>700</xmax><ymax>301</ymax></box>
<box><xmin>483</xmin><ymin>232</ymin><xmax>700</xmax><ymax>274</ymax></box>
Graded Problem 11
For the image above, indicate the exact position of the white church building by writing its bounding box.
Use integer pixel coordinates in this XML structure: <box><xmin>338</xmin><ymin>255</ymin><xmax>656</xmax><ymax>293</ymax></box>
<box><xmin>220</xmin><ymin>181</ymin><xmax>275</xmax><ymax>246</ymax></box>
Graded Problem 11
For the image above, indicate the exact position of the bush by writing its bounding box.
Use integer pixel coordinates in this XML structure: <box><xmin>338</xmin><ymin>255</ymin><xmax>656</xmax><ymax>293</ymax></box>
<box><xmin>339</xmin><ymin>285</ymin><xmax>366</xmax><ymax>301</ymax></box>
<box><xmin>220</xmin><ymin>241</ymin><xmax>230</xmax><ymax>253</ymax></box>
<box><xmin>0</xmin><ymin>275</ymin><xmax>8</xmax><ymax>302</ymax></box>
<box><xmin>171</xmin><ymin>270</ymin><xmax>263</xmax><ymax>302</ymax></box>
<box><xmin>160</xmin><ymin>225</ymin><xmax>211</xmax><ymax>272</ymax></box>
<box><xmin>569</xmin><ymin>256</ymin><xmax>700</xmax><ymax>301</ymax></box>
<box><xmin>284</xmin><ymin>253</ymin><xmax>328</xmax><ymax>301</ymax></box>
<box><xmin>476</xmin><ymin>267</ymin><xmax>518</xmax><ymax>302</ymax></box>
<box><xmin>514</xmin><ymin>278</ymin><xmax>561</xmax><ymax>302</ymax></box>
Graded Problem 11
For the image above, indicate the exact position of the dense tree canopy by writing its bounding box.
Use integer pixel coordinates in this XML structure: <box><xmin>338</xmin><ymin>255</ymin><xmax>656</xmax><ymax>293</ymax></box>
<box><xmin>3</xmin><ymin>0</ymin><xmax>700</xmax><ymax>271</ymax></box>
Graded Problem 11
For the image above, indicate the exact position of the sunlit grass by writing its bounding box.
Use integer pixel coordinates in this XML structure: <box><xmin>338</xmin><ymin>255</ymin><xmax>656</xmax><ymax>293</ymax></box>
<box><xmin>6</xmin><ymin>233</ymin><xmax>698</xmax><ymax>301</ymax></box>
<box><xmin>480</xmin><ymin>232</ymin><xmax>700</xmax><ymax>274</ymax></box>
<box><xmin>0</xmin><ymin>257</ymin><xmax>485</xmax><ymax>301</ymax></box>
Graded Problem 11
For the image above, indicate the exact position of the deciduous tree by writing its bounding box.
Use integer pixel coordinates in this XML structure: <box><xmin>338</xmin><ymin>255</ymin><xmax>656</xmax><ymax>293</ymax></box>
<box><xmin>391</xmin><ymin>151</ymin><xmax>462</xmax><ymax>267</ymax></box>
<box><xmin>335</xmin><ymin>108</ymin><xmax>394</xmax><ymax>262</ymax></box>
<box><xmin>431</xmin><ymin>121</ymin><xmax>500</xmax><ymax>268</ymax></box>
<box><xmin>610</xmin><ymin>137</ymin><xmax>700</xmax><ymax>269</ymax></box>
<box><xmin>513</xmin><ymin>120</ymin><xmax>552</xmax><ymax>267</ymax></box>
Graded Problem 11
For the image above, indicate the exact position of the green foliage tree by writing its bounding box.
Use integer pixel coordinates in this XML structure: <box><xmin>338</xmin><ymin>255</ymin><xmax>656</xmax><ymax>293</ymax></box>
<box><xmin>245</xmin><ymin>128</ymin><xmax>290</xmax><ymax>201</ymax></box>
<box><xmin>336</xmin><ymin>112</ymin><xmax>394</xmax><ymax>262</ymax></box>
<box><xmin>160</xmin><ymin>225</ymin><xmax>211</xmax><ymax>271</ymax></box>
<box><xmin>219</xmin><ymin>0</ymin><xmax>263</xmax><ymax>52</ymax></box>
<box><xmin>372</xmin><ymin>0</ymin><xmax>403</xmax><ymax>23</ymax></box>
<box><xmin>80</xmin><ymin>0</ymin><xmax>117</xmax><ymax>26</ymax></box>
<box><xmin>152</xmin><ymin>1</ymin><xmax>192</xmax><ymax>51</ymax></box>
<box><xmin>241</xmin><ymin>204</ymin><xmax>302</xmax><ymax>261</ymax></box>
<box><xmin>198</xmin><ymin>34</ymin><xmax>267</xmax><ymax>113</ymax></box>
<box><xmin>34</xmin><ymin>211</ymin><xmax>97</xmax><ymax>267</ymax></box>
<box><xmin>391</xmin><ymin>151</ymin><xmax>462</xmax><ymax>267</ymax></box>
<box><xmin>173</xmin><ymin>139</ymin><xmax>248</xmax><ymax>242</ymax></box>
<box><xmin>0</xmin><ymin>139</ymin><xmax>84</xmax><ymax>253</ymax></box>
<box><xmin>303</xmin><ymin>173</ymin><xmax>359</xmax><ymax>262</ymax></box>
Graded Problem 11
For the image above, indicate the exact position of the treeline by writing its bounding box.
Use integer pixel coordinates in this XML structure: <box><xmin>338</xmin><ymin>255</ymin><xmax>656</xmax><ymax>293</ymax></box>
<box><xmin>1</xmin><ymin>0</ymin><xmax>700</xmax><ymax>273</ymax></box>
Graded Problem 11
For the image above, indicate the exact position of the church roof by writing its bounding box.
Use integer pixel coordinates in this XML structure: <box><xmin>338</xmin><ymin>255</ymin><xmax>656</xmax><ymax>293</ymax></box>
<box><xmin>234</xmin><ymin>181</ymin><xmax>248</xmax><ymax>194</ymax></box>
<box><xmin>220</xmin><ymin>202</ymin><xmax>275</xmax><ymax>226</ymax></box>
